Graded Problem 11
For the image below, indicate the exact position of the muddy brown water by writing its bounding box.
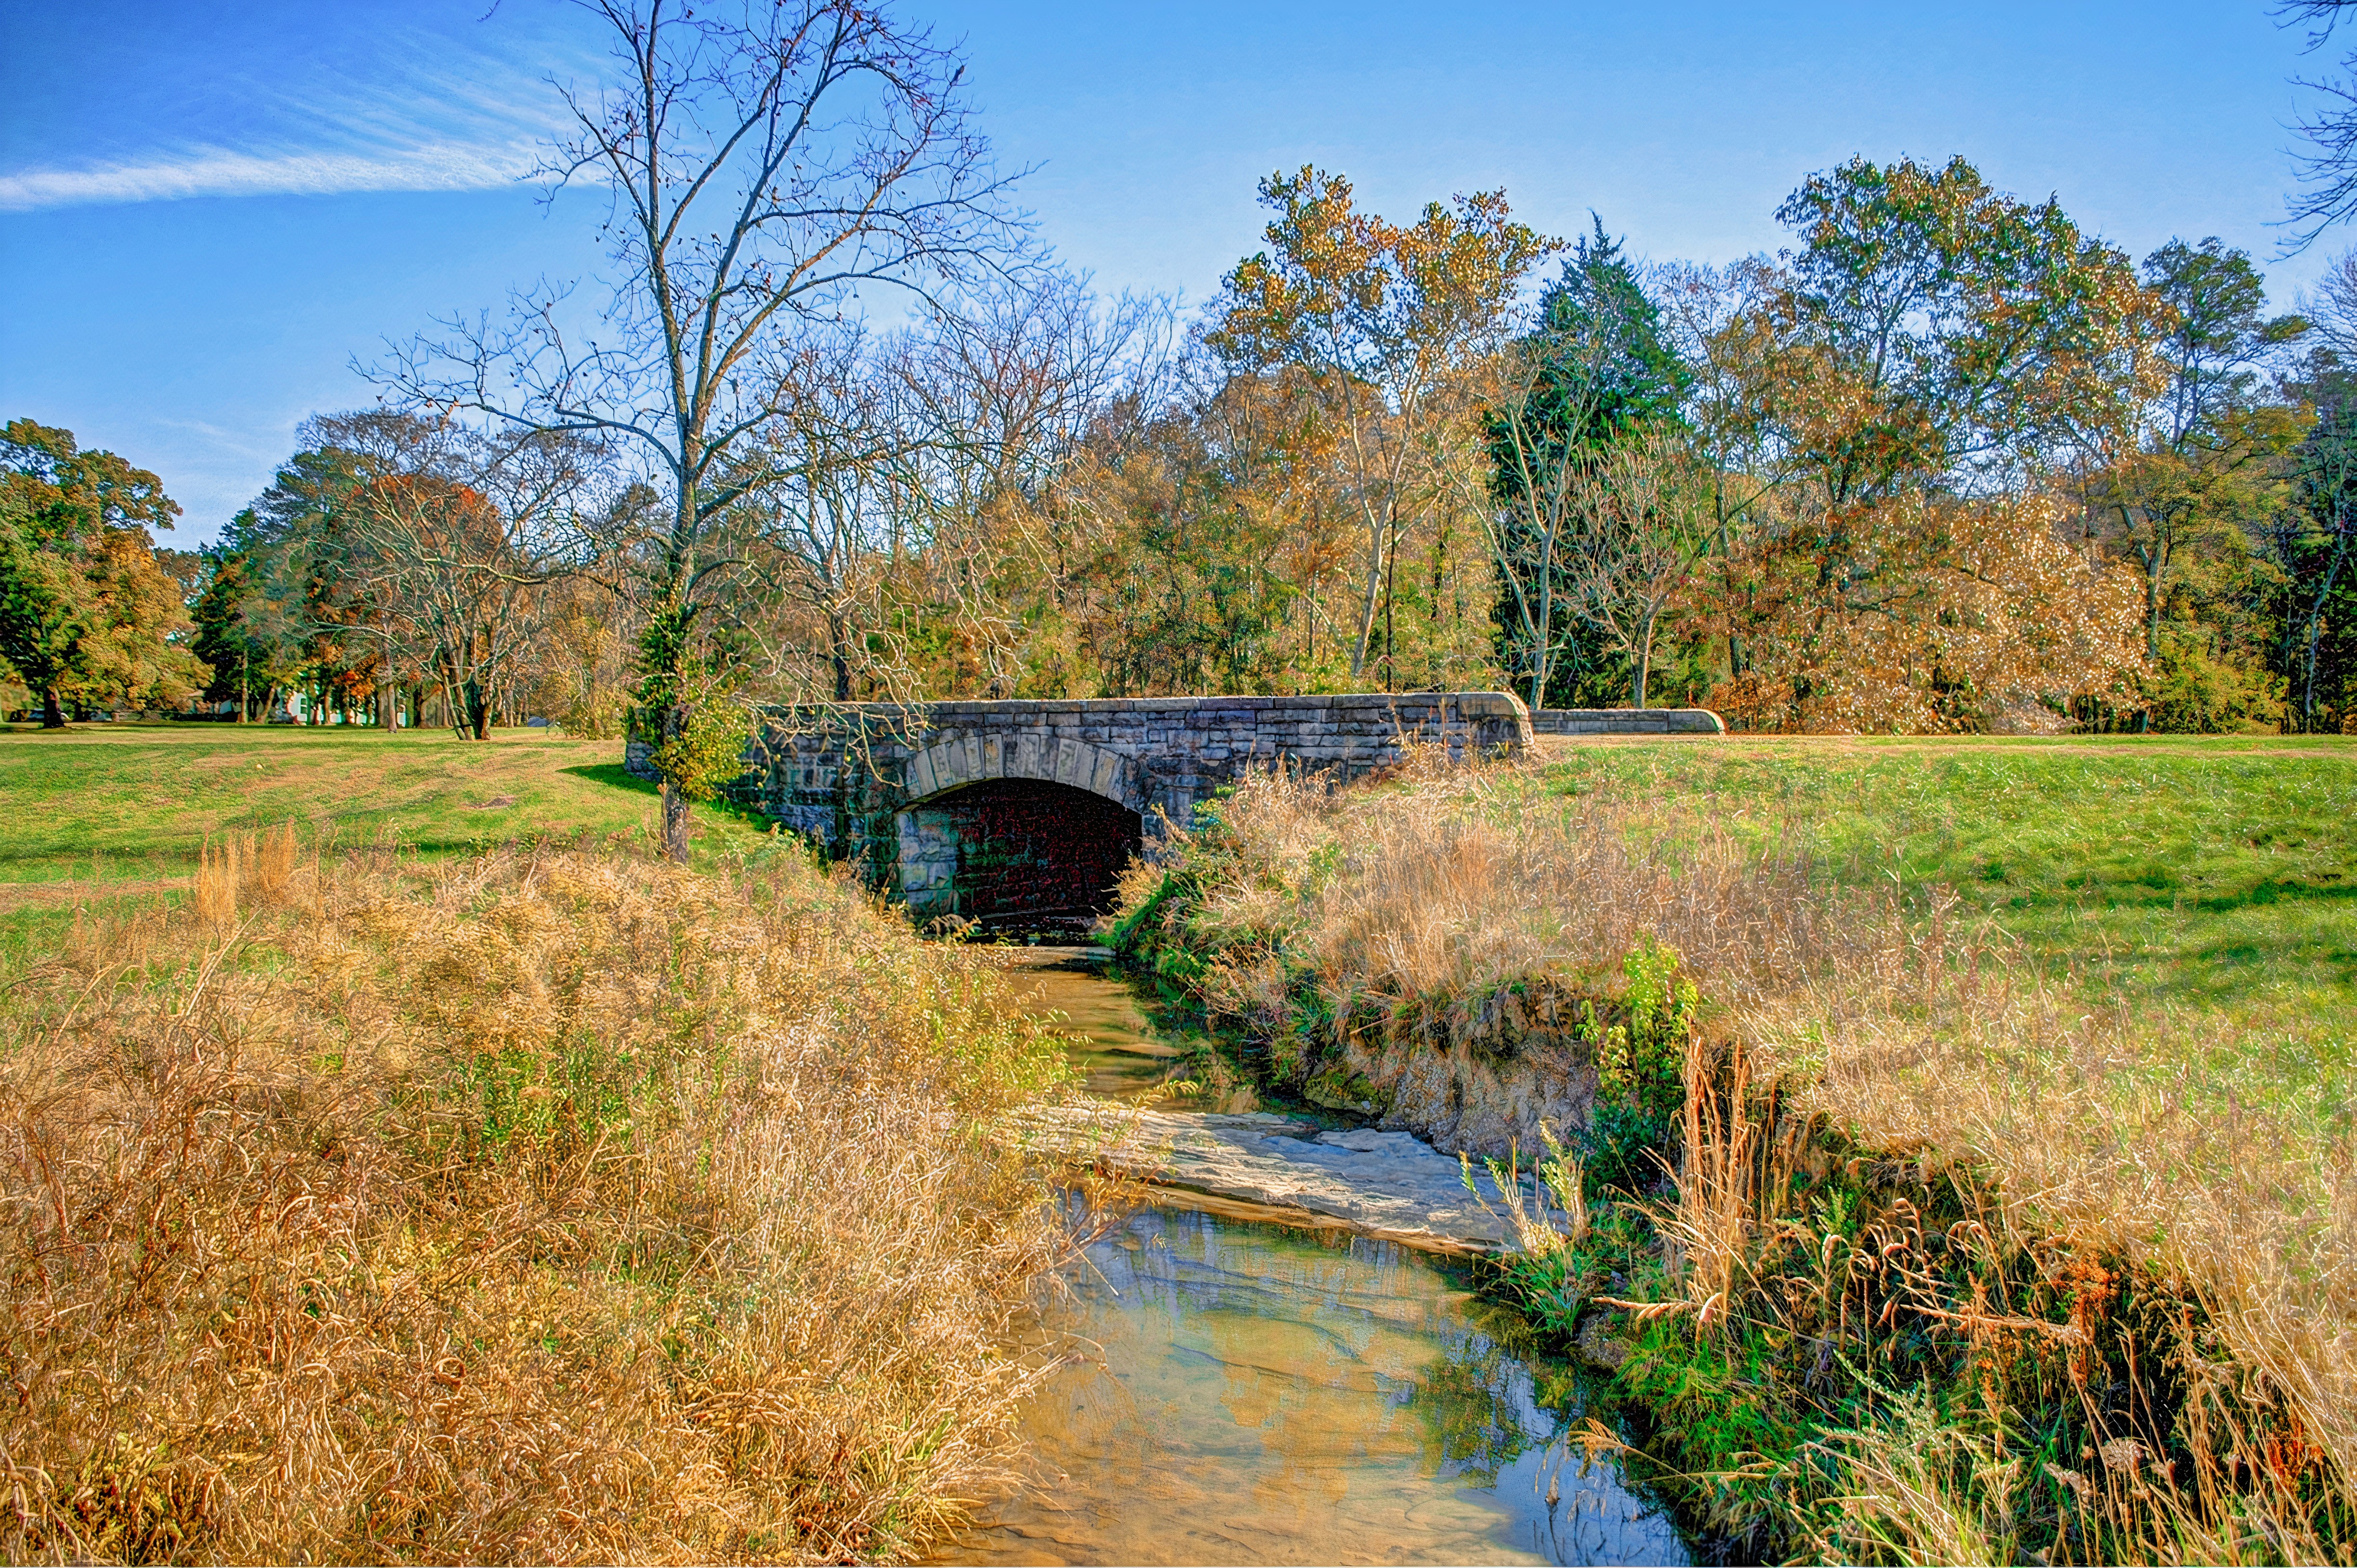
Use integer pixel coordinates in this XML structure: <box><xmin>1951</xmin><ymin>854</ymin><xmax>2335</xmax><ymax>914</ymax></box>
<box><xmin>936</xmin><ymin>948</ymin><xmax>1687</xmax><ymax>1568</ymax></box>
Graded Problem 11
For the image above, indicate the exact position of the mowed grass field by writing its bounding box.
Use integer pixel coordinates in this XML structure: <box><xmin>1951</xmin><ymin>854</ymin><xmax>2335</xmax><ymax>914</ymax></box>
<box><xmin>10</xmin><ymin>725</ymin><xmax>2351</xmax><ymax>1076</ymax></box>
<box><xmin>1527</xmin><ymin>733</ymin><xmax>2357</xmax><ymax>1127</ymax></box>
<box><xmin>0</xmin><ymin>721</ymin><xmax>775</xmax><ymax>953</ymax></box>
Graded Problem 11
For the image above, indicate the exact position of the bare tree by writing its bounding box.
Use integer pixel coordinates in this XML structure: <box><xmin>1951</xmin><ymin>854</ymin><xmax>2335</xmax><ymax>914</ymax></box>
<box><xmin>2280</xmin><ymin>0</ymin><xmax>2357</xmax><ymax>250</ymax></box>
<box><xmin>335</xmin><ymin>424</ymin><xmax>591</xmax><ymax>739</ymax></box>
<box><xmin>879</xmin><ymin>279</ymin><xmax>1174</xmax><ymax>697</ymax></box>
<box><xmin>1562</xmin><ymin>428</ymin><xmax>1715</xmax><ymax>709</ymax></box>
<box><xmin>1475</xmin><ymin>331</ymin><xmax>1602</xmax><ymax>711</ymax></box>
<box><xmin>387</xmin><ymin>0</ymin><xmax>1023</xmax><ymax>858</ymax></box>
<box><xmin>739</xmin><ymin>328</ymin><xmax>909</xmax><ymax>703</ymax></box>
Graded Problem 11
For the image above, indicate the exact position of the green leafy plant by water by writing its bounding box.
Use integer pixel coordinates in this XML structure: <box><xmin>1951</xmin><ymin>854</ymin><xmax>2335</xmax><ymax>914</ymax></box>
<box><xmin>1579</xmin><ymin>940</ymin><xmax>1697</xmax><ymax>1194</ymax></box>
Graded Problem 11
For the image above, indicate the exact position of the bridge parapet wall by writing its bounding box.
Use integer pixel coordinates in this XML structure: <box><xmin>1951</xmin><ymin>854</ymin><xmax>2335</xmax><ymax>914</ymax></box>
<box><xmin>1529</xmin><ymin>707</ymin><xmax>1726</xmax><ymax>736</ymax></box>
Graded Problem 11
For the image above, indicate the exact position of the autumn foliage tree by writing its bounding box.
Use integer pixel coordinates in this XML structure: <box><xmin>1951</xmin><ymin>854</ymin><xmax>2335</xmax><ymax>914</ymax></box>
<box><xmin>0</xmin><ymin>419</ymin><xmax>207</xmax><ymax>726</ymax></box>
<box><xmin>199</xmin><ymin>147</ymin><xmax>2327</xmax><ymax>740</ymax></box>
<box><xmin>1058</xmin><ymin>361</ymin><xmax>1359</xmax><ymax>694</ymax></box>
<box><xmin>1702</xmin><ymin>156</ymin><xmax>2167</xmax><ymax>730</ymax></box>
<box><xmin>2061</xmin><ymin>239</ymin><xmax>2311</xmax><ymax>730</ymax></box>
<box><xmin>1207</xmin><ymin>168</ymin><xmax>1554</xmax><ymax>685</ymax></box>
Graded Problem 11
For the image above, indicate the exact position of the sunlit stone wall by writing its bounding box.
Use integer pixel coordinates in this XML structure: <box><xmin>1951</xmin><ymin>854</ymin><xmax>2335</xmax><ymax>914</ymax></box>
<box><xmin>625</xmin><ymin>692</ymin><xmax>1543</xmax><ymax>920</ymax></box>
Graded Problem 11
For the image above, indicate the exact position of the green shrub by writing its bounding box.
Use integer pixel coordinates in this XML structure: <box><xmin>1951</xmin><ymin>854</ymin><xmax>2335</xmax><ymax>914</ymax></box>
<box><xmin>1576</xmin><ymin>941</ymin><xmax>1697</xmax><ymax>1192</ymax></box>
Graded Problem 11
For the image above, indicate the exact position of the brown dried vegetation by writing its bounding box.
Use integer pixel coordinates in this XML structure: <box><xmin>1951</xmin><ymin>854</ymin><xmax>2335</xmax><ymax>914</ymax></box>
<box><xmin>1118</xmin><ymin>755</ymin><xmax>2356</xmax><ymax>1561</ymax></box>
<box><xmin>0</xmin><ymin>838</ymin><xmax>1071</xmax><ymax>1563</ymax></box>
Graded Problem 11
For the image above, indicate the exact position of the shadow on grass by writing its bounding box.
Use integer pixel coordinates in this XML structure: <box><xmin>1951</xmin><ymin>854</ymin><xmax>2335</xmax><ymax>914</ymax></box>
<box><xmin>559</xmin><ymin>763</ymin><xmax>775</xmax><ymax>830</ymax></box>
<box><xmin>2193</xmin><ymin>878</ymin><xmax>2357</xmax><ymax>914</ymax></box>
<box><xmin>565</xmin><ymin>761</ymin><xmax>658</xmax><ymax>797</ymax></box>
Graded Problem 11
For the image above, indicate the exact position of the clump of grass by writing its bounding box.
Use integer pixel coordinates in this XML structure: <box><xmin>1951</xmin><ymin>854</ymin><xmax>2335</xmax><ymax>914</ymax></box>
<box><xmin>1112</xmin><ymin>753</ymin><xmax>1845</xmax><ymax>1153</ymax></box>
<box><xmin>1117</xmin><ymin>756</ymin><xmax>2356</xmax><ymax>1563</ymax></box>
<box><xmin>0</xmin><ymin>836</ymin><xmax>1073</xmax><ymax>1563</ymax></box>
<box><xmin>1114</xmin><ymin>753</ymin><xmax>1836</xmax><ymax>1024</ymax></box>
<box><xmin>191</xmin><ymin>819</ymin><xmax>302</xmax><ymax>932</ymax></box>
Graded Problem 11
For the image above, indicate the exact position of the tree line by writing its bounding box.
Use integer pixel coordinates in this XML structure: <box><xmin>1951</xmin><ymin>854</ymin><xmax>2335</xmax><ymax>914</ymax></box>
<box><xmin>4</xmin><ymin>0</ymin><xmax>2353</xmax><ymax>855</ymax></box>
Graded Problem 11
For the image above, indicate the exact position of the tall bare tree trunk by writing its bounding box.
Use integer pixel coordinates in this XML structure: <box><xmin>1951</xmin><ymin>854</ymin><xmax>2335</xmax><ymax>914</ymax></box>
<box><xmin>1348</xmin><ymin>522</ymin><xmax>1385</xmax><ymax>680</ymax></box>
<box><xmin>829</xmin><ymin>610</ymin><xmax>854</xmax><ymax>701</ymax></box>
<box><xmin>1531</xmin><ymin>531</ymin><xmax>1556</xmax><ymax>711</ymax></box>
<box><xmin>464</xmin><ymin>677</ymin><xmax>492</xmax><ymax>741</ymax></box>
<box><xmin>1382</xmin><ymin>522</ymin><xmax>1398</xmax><ymax>690</ymax></box>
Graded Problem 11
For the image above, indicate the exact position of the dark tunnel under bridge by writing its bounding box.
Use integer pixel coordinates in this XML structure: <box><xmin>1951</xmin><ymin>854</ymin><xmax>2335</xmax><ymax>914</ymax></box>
<box><xmin>895</xmin><ymin>776</ymin><xmax>1144</xmax><ymax>934</ymax></box>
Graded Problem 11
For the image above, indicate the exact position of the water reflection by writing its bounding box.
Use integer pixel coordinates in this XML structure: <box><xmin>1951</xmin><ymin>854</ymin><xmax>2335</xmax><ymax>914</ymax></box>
<box><xmin>953</xmin><ymin>1204</ymin><xmax>1683</xmax><ymax>1566</ymax></box>
<box><xmin>990</xmin><ymin>946</ymin><xmax>1188</xmax><ymax>1102</ymax></box>
<box><xmin>946</xmin><ymin>948</ymin><xmax>1685</xmax><ymax>1567</ymax></box>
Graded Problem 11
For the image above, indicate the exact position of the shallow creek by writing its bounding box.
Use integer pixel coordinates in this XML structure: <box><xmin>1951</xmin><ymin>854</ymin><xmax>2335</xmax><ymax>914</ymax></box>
<box><xmin>937</xmin><ymin>948</ymin><xmax>1688</xmax><ymax>1568</ymax></box>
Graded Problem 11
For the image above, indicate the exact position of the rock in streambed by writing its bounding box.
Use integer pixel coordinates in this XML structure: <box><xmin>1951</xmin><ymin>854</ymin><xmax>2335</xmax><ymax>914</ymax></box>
<box><xmin>1018</xmin><ymin>1104</ymin><xmax>1555</xmax><ymax>1254</ymax></box>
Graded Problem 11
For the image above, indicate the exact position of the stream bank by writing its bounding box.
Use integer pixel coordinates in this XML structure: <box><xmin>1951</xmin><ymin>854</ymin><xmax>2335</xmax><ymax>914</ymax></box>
<box><xmin>941</xmin><ymin>947</ymin><xmax>1688</xmax><ymax>1568</ymax></box>
<box><xmin>1086</xmin><ymin>766</ymin><xmax>2357</xmax><ymax>1566</ymax></box>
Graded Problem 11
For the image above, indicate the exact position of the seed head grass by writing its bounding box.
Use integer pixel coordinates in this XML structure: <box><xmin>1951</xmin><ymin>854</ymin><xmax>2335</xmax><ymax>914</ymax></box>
<box><xmin>1</xmin><ymin>835</ymin><xmax>1074</xmax><ymax>1563</ymax></box>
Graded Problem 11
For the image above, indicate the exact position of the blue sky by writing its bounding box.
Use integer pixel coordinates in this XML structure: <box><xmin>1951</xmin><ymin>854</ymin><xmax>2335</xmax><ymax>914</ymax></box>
<box><xmin>0</xmin><ymin>0</ymin><xmax>2340</xmax><ymax>544</ymax></box>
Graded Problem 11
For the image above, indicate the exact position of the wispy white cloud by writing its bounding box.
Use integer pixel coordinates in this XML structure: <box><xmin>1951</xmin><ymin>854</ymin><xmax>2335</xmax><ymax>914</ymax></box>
<box><xmin>0</xmin><ymin>18</ymin><xmax>594</xmax><ymax>214</ymax></box>
<box><xmin>0</xmin><ymin>140</ymin><xmax>540</xmax><ymax>211</ymax></box>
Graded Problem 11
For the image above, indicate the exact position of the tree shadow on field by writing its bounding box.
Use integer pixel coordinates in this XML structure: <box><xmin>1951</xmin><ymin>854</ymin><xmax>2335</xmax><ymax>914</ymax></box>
<box><xmin>2192</xmin><ymin>877</ymin><xmax>2356</xmax><ymax>914</ymax></box>
<box><xmin>559</xmin><ymin>763</ymin><xmax>774</xmax><ymax>831</ymax></box>
<box><xmin>563</xmin><ymin>762</ymin><xmax>658</xmax><ymax>799</ymax></box>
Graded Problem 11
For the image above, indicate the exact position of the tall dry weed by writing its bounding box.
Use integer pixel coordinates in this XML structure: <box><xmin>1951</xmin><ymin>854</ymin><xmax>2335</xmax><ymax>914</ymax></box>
<box><xmin>190</xmin><ymin>820</ymin><xmax>304</xmax><ymax>933</ymax></box>
<box><xmin>0</xmin><ymin>842</ymin><xmax>1073</xmax><ymax>1564</ymax></box>
<box><xmin>1654</xmin><ymin>1038</ymin><xmax>1761</xmax><ymax>1336</ymax></box>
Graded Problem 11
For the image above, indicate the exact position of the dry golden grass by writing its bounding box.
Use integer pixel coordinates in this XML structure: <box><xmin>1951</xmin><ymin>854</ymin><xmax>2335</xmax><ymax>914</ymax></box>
<box><xmin>1751</xmin><ymin>930</ymin><xmax>2356</xmax><ymax>1563</ymax></box>
<box><xmin>192</xmin><ymin>821</ymin><xmax>301</xmax><ymax>933</ymax></box>
<box><xmin>0</xmin><ymin>837</ymin><xmax>1073</xmax><ymax>1564</ymax></box>
<box><xmin>1132</xmin><ymin>755</ymin><xmax>2356</xmax><ymax>1561</ymax></box>
<box><xmin>1133</xmin><ymin>750</ymin><xmax>1835</xmax><ymax>1054</ymax></box>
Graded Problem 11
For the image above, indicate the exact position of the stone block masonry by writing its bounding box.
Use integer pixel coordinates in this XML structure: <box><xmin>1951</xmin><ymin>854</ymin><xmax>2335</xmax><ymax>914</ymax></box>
<box><xmin>1529</xmin><ymin>707</ymin><xmax>1726</xmax><ymax>736</ymax></box>
<box><xmin>624</xmin><ymin>693</ymin><xmax>1706</xmax><ymax>925</ymax></box>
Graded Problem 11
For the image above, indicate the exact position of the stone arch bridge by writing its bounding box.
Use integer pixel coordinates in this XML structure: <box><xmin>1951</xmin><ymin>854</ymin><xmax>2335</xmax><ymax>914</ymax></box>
<box><xmin>626</xmin><ymin>694</ymin><xmax>1719</xmax><ymax>930</ymax></box>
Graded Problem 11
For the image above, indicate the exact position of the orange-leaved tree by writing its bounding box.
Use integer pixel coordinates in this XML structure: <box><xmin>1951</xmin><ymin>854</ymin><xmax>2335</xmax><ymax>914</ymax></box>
<box><xmin>1206</xmin><ymin>169</ymin><xmax>1555</xmax><ymax>685</ymax></box>
<box><xmin>1705</xmin><ymin>156</ymin><xmax>2171</xmax><ymax>730</ymax></box>
<box><xmin>1709</xmin><ymin>491</ymin><xmax>2147</xmax><ymax>732</ymax></box>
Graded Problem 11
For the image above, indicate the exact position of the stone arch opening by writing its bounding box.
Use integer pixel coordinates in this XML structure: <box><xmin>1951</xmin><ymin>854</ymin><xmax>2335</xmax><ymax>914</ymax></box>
<box><xmin>900</xmin><ymin>734</ymin><xmax>1150</xmax><ymax>816</ymax></box>
<box><xmin>895</xmin><ymin>777</ymin><xmax>1144</xmax><ymax>933</ymax></box>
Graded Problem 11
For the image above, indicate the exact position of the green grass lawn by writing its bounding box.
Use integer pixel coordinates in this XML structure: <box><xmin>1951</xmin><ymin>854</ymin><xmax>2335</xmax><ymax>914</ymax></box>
<box><xmin>0</xmin><ymin>721</ymin><xmax>774</xmax><ymax>952</ymax></box>
<box><xmin>10</xmin><ymin>722</ymin><xmax>2352</xmax><ymax>1114</ymax></box>
<box><xmin>1525</xmin><ymin>734</ymin><xmax>2357</xmax><ymax>1125</ymax></box>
